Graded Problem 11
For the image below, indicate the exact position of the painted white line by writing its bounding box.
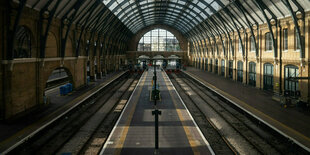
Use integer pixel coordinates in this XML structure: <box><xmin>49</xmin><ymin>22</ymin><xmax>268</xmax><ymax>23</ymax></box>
<box><xmin>1</xmin><ymin>71</ymin><xmax>128</xmax><ymax>155</ymax></box>
<box><xmin>163</xmin><ymin>71</ymin><xmax>215</xmax><ymax>155</ymax></box>
<box><xmin>100</xmin><ymin>72</ymin><xmax>145</xmax><ymax>155</ymax></box>
<box><xmin>183</xmin><ymin>71</ymin><xmax>310</xmax><ymax>152</ymax></box>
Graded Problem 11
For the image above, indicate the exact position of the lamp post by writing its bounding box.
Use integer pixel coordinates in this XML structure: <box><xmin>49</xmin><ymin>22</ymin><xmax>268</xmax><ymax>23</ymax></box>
<box><xmin>152</xmin><ymin>59</ymin><xmax>161</xmax><ymax>153</ymax></box>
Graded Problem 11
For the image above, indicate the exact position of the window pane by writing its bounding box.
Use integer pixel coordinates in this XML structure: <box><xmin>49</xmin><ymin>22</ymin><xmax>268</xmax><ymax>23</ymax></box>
<box><xmin>144</xmin><ymin>37</ymin><xmax>151</xmax><ymax>43</ymax></box>
<box><xmin>265</xmin><ymin>32</ymin><xmax>273</xmax><ymax>51</ymax></box>
<box><xmin>158</xmin><ymin>43</ymin><xmax>165</xmax><ymax>51</ymax></box>
<box><xmin>250</xmin><ymin>36</ymin><xmax>255</xmax><ymax>52</ymax></box>
<box><xmin>138</xmin><ymin>43</ymin><xmax>143</xmax><ymax>51</ymax></box>
<box><xmin>152</xmin><ymin>29</ymin><xmax>158</xmax><ymax>35</ymax></box>
<box><xmin>239</xmin><ymin>39</ymin><xmax>242</xmax><ymax>53</ymax></box>
<box><xmin>158</xmin><ymin>36</ymin><xmax>165</xmax><ymax>43</ymax></box>
<box><xmin>152</xmin><ymin>42</ymin><xmax>158</xmax><ymax>51</ymax></box>
<box><xmin>144</xmin><ymin>44</ymin><xmax>151</xmax><ymax>51</ymax></box>
<box><xmin>136</xmin><ymin>28</ymin><xmax>180</xmax><ymax>51</ymax></box>
<box><xmin>295</xmin><ymin>27</ymin><xmax>301</xmax><ymax>50</ymax></box>
<box><xmin>159</xmin><ymin>30</ymin><xmax>166</xmax><ymax>36</ymax></box>
<box><xmin>283</xmin><ymin>29</ymin><xmax>288</xmax><ymax>50</ymax></box>
<box><xmin>145</xmin><ymin>32</ymin><xmax>151</xmax><ymax>36</ymax></box>
<box><xmin>167</xmin><ymin>31</ymin><xmax>173</xmax><ymax>37</ymax></box>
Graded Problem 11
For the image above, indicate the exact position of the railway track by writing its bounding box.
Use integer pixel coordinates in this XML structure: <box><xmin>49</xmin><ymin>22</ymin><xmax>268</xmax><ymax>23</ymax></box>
<box><xmin>169</xmin><ymin>72</ymin><xmax>308</xmax><ymax>154</ymax></box>
<box><xmin>7</xmin><ymin>73</ymin><xmax>141</xmax><ymax>155</ymax></box>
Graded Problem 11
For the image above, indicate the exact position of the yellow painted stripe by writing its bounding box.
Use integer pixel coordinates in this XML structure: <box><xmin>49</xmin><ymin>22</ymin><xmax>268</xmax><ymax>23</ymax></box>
<box><xmin>161</xmin><ymin>72</ymin><xmax>200</xmax><ymax>155</ymax></box>
<box><xmin>114</xmin><ymin>72</ymin><xmax>148</xmax><ymax>155</ymax></box>
<box><xmin>184</xmin><ymin>71</ymin><xmax>310</xmax><ymax>145</ymax></box>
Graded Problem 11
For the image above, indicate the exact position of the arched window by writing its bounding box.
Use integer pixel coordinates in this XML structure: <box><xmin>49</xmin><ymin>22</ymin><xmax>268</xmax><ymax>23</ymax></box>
<box><xmin>283</xmin><ymin>28</ymin><xmax>288</xmax><ymax>51</ymax></box>
<box><xmin>13</xmin><ymin>26</ymin><xmax>32</xmax><ymax>58</ymax></box>
<box><xmin>205</xmin><ymin>58</ymin><xmax>208</xmax><ymax>71</ymax></box>
<box><xmin>215</xmin><ymin>59</ymin><xmax>219</xmax><ymax>74</ymax></box>
<box><xmin>238</xmin><ymin>38</ymin><xmax>242</xmax><ymax>53</ymax></box>
<box><xmin>210</xmin><ymin>59</ymin><xmax>213</xmax><ymax>72</ymax></box>
<box><xmin>228</xmin><ymin>60</ymin><xmax>233</xmax><ymax>79</ymax></box>
<box><xmin>137</xmin><ymin>29</ymin><xmax>180</xmax><ymax>51</ymax></box>
<box><xmin>250</xmin><ymin>36</ymin><xmax>255</xmax><ymax>52</ymax></box>
<box><xmin>284</xmin><ymin>65</ymin><xmax>299</xmax><ymax>92</ymax></box>
<box><xmin>221</xmin><ymin>59</ymin><xmax>225</xmax><ymax>76</ymax></box>
<box><xmin>249</xmin><ymin>62</ymin><xmax>256</xmax><ymax>87</ymax></box>
<box><xmin>295</xmin><ymin>27</ymin><xmax>301</xmax><ymax>51</ymax></box>
<box><xmin>265</xmin><ymin>32</ymin><xmax>273</xmax><ymax>51</ymax></box>
<box><xmin>264</xmin><ymin>63</ymin><xmax>274</xmax><ymax>90</ymax></box>
<box><xmin>237</xmin><ymin>61</ymin><xmax>243</xmax><ymax>82</ymax></box>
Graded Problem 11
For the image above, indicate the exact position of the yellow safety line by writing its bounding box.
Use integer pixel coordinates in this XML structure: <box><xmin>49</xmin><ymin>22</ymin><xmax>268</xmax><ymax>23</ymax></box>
<box><xmin>114</xmin><ymin>72</ymin><xmax>148</xmax><ymax>155</ymax></box>
<box><xmin>184</xmin><ymin>71</ymin><xmax>310</xmax><ymax>144</ymax></box>
<box><xmin>0</xmin><ymin>72</ymin><xmax>125</xmax><ymax>150</ymax></box>
<box><xmin>161</xmin><ymin>72</ymin><xmax>200</xmax><ymax>155</ymax></box>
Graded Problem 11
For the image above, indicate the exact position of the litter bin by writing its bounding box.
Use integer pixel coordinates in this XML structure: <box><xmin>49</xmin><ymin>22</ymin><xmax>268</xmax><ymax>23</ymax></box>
<box><xmin>67</xmin><ymin>83</ymin><xmax>73</xmax><ymax>92</ymax></box>
<box><xmin>60</xmin><ymin>86</ymin><xmax>66</xmax><ymax>95</ymax></box>
<box><xmin>64</xmin><ymin>84</ymin><xmax>70</xmax><ymax>95</ymax></box>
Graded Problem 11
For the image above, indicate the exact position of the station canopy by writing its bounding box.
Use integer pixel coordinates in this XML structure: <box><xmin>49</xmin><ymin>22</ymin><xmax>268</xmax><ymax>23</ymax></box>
<box><xmin>20</xmin><ymin>0</ymin><xmax>310</xmax><ymax>41</ymax></box>
<box><xmin>102</xmin><ymin>0</ymin><xmax>310</xmax><ymax>37</ymax></box>
<box><xmin>103</xmin><ymin>0</ymin><xmax>228</xmax><ymax>34</ymax></box>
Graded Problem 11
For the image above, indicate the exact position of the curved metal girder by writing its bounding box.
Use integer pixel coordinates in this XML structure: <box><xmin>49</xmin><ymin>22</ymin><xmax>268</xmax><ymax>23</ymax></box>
<box><xmin>281</xmin><ymin>0</ymin><xmax>305</xmax><ymax>59</ymax></box>
<box><xmin>60</xmin><ymin>0</ymin><xmax>87</xmax><ymax>57</ymax></box>
<box><xmin>75</xmin><ymin>1</ymin><xmax>101</xmax><ymax>57</ymax></box>
<box><xmin>105</xmin><ymin>0</ymin><xmax>220</xmax><ymax>33</ymax></box>
<box><xmin>129</xmin><ymin>17</ymin><xmax>191</xmax><ymax>34</ymax></box>
<box><xmin>39</xmin><ymin>0</ymin><xmax>62</xmax><ymax>58</ymax></box>
<box><xmin>253</xmin><ymin>0</ymin><xmax>278</xmax><ymax>58</ymax></box>
<box><xmin>7</xmin><ymin>0</ymin><xmax>28</xmax><ymax>60</ymax></box>
<box><xmin>234</xmin><ymin>0</ymin><xmax>258</xmax><ymax>57</ymax></box>
<box><xmin>124</xmin><ymin>8</ymin><xmax>200</xmax><ymax>32</ymax></box>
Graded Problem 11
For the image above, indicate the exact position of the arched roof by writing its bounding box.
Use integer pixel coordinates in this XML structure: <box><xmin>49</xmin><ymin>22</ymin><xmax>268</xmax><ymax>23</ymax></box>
<box><xmin>19</xmin><ymin>0</ymin><xmax>310</xmax><ymax>42</ymax></box>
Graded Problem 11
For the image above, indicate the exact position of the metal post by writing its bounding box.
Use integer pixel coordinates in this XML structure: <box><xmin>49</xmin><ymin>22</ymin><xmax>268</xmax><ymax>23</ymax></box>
<box><xmin>152</xmin><ymin>59</ymin><xmax>161</xmax><ymax>153</ymax></box>
<box><xmin>152</xmin><ymin>108</ymin><xmax>161</xmax><ymax>150</ymax></box>
<box><xmin>154</xmin><ymin>60</ymin><xmax>157</xmax><ymax>105</ymax></box>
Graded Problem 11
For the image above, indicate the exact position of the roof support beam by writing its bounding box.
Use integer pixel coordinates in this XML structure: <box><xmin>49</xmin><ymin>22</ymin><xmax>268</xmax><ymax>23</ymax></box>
<box><xmin>253</xmin><ymin>0</ymin><xmax>278</xmax><ymax>59</ymax></box>
<box><xmin>60</xmin><ymin>0</ymin><xmax>86</xmax><ymax>57</ymax></box>
<box><xmin>234</xmin><ymin>0</ymin><xmax>258</xmax><ymax>58</ymax></box>
<box><xmin>38</xmin><ymin>0</ymin><xmax>62</xmax><ymax>58</ymax></box>
<box><xmin>223</xmin><ymin>8</ymin><xmax>245</xmax><ymax>58</ymax></box>
<box><xmin>281</xmin><ymin>0</ymin><xmax>305</xmax><ymax>60</ymax></box>
<box><xmin>6</xmin><ymin>0</ymin><xmax>28</xmax><ymax>60</ymax></box>
<box><xmin>75</xmin><ymin>1</ymin><xmax>100</xmax><ymax>57</ymax></box>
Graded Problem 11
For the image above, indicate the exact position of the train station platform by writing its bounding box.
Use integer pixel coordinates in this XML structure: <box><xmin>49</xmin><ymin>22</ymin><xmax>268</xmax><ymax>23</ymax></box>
<box><xmin>184</xmin><ymin>67</ymin><xmax>310</xmax><ymax>151</ymax></box>
<box><xmin>101</xmin><ymin>69</ymin><xmax>213</xmax><ymax>155</ymax></box>
<box><xmin>0</xmin><ymin>71</ymin><xmax>126</xmax><ymax>153</ymax></box>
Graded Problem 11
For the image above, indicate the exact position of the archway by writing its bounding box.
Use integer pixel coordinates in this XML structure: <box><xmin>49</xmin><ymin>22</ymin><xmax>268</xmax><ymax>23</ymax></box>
<box><xmin>44</xmin><ymin>67</ymin><xmax>73</xmax><ymax>104</ymax></box>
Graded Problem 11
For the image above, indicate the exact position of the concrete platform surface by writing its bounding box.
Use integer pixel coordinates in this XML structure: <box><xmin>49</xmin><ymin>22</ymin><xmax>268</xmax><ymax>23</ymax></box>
<box><xmin>101</xmin><ymin>69</ymin><xmax>213</xmax><ymax>155</ymax></box>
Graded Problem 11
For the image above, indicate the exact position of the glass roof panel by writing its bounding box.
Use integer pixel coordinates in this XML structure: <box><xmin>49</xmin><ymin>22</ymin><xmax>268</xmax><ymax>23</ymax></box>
<box><xmin>102</xmin><ymin>0</ymin><xmax>219</xmax><ymax>34</ymax></box>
